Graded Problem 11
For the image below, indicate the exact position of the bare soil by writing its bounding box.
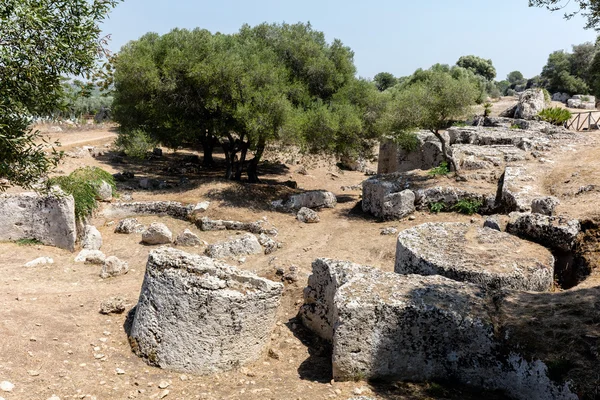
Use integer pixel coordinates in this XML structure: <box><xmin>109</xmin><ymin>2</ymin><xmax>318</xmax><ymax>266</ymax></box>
<box><xmin>1</xmin><ymin>123</ymin><xmax>599</xmax><ymax>400</ymax></box>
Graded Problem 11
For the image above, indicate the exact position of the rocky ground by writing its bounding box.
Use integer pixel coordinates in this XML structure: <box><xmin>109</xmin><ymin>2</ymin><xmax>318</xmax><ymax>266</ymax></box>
<box><xmin>1</xmin><ymin>100</ymin><xmax>600</xmax><ymax>399</ymax></box>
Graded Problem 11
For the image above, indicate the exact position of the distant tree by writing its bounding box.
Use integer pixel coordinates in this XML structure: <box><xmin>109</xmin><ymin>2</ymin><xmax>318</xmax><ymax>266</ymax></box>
<box><xmin>570</xmin><ymin>42</ymin><xmax>596</xmax><ymax>81</ymax></box>
<box><xmin>507</xmin><ymin>71</ymin><xmax>525</xmax><ymax>84</ymax></box>
<box><xmin>456</xmin><ymin>55</ymin><xmax>497</xmax><ymax>81</ymax></box>
<box><xmin>386</xmin><ymin>69</ymin><xmax>479</xmax><ymax>171</ymax></box>
<box><xmin>541</xmin><ymin>50</ymin><xmax>590</xmax><ymax>94</ymax></box>
<box><xmin>0</xmin><ymin>0</ymin><xmax>120</xmax><ymax>190</ymax></box>
<box><xmin>373</xmin><ymin>72</ymin><xmax>398</xmax><ymax>91</ymax></box>
<box><xmin>529</xmin><ymin>0</ymin><xmax>600</xmax><ymax>30</ymax></box>
<box><xmin>496</xmin><ymin>80</ymin><xmax>511</xmax><ymax>95</ymax></box>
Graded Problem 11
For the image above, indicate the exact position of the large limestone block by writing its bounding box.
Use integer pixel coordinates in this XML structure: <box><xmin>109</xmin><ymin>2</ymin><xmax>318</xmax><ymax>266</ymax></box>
<box><xmin>500</xmin><ymin>166</ymin><xmax>536</xmax><ymax>212</ymax></box>
<box><xmin>331</xmin><ymin>270</ymin><xmax>577</xmax><ymax>400</ymax></box>
<box><xmin>515</xmin><ymin>89</ymin><xmax>546</xmax><ymax>120</ymax></box>
<box><xmin>142</xmin><ymin>222</ymin><xmax>173</xmax><ymax>245</ymax></box>
<box><xmin>129</xmin><ymin>248</ymin><xmax>283</xmax><ymax>374</ymax></box>
<box><xmin>299</xmin><ymin>259</ymin><xmax>381</xmax><ymax>341</ymax></box>
<box><xmin>0</xmin><ymin>190</ymin><xmax>76</xmax><ymax>251</ymax></box>
<box><xmin>377</xmin><ymin>134</ymin><xmax>445</xmax><ymax>174</ymax></box>
<box><xmin>102</xmin><ymin>201</ymin><xmax>193</xmax><ymax>220</ymax></box>
<box><xmin>381</xmin><ymin>189</ymin><xmax>415</xmax><ymax>219</ymax></box>
<box><xmin>284</xmin><ymin>190</ymin><xmax>337</xmax><ymax>210</ymax></box>
<box><xmin>395</xmin><ymin>222</ymin><xmax>555</xmax><ymax>291</ymax></box>
<box><xmin>506</xmin><ymin>213</ymin><xmax>580</xmax><ymax>252</ymax></box>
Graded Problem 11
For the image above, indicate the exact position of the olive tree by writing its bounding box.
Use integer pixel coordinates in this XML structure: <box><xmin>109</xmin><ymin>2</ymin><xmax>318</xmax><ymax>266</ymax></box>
<box><xmin>386</xmin><ymin>69</ymin><xmax>479</xmax><ymax>171</ymax></box>
<box><xmin>529</xmin><ymin>0</ymin><xmax>600</xmax><ymax>29</ymax></box>
<box><xmin>456</xmin><ymin>55</ymin><xmax>497</xmax><ymax>81</ymax></box>
<box><xmin>0</xmin><ymin>0</ymin><xmax>119</xmax><ymax>190</ymax></box>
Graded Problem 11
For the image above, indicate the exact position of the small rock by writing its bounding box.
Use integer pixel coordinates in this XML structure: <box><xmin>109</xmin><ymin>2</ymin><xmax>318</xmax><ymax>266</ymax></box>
<box><xmin>100</xmin><ymin>256</ymin><xmax>129</xmax><ymax>279</ymax></box>
<box><xmin>153</xmin><ymin>148</ymin><xmax>163</xmax><ymax>157</ymax></box>
<box><xmin>142</xmin><ymin>223</ymin><xmax>173</xmax><ymax>245</ymax></box>
<box><xmin>174</xmin><ymin>229</ymin><xmax>202</xmax><ymax>247</ymax></box>
<box><xmin>114</xmin><ymin>218</ymin><xmax>145</xmax><ymax>234</ymax></box>
<box><xmin>47</xmin><ymin>396</ymin><xmax>60</xmax><ymax>400</ymax></box>
<box><xmin>100</xmin><ymin>297</ymin><xmax>126</xmax><ymax>314</ymax></box>
<box><xmin>192</xmin><ymin>201</ymin><xmax>210</xmax><ymax>215</ymax></box>
<box><xmin>159</xmin><ymin>389</ymin><xmax>169</xmax><ymax>399</ymax></box>
<box><xmin>297</xmin><ymin>207</ymin><xmax>320</xmax><ymax>223</ymax></box>
<box><xmin>95</xmin><ymin>181</ymin><xmax>113</xmax><ymax>202</ymax></box>
<box><xmin>116</xmin><ymin>368</ymin><xmax>125</xmax><ymax>375</ymax></box>
<box><xmin>268</xmin><ymin>348</ymin><xmax>281</xmax><ymax>360</ymax></box>
<box><xmin>258</xmin><ymin>233</ymin><xmax>278</xmax><ymax>255</ymax></box>
<box><xmin>74</xmin><ymin>249</ymin><xmax>106</xmax><ymax>265</ymax></box>
<box><xmin>380</xmin><ymin>227</ymin><xmax>398</xmax><ymax>236</ymax></box>
<box><xmin>82</xmin><ymin>225</ymin><xmax>102</xmax><ymax>250</ymax></box>
<box><xmin>24</xmin><ymin>257</ymin><xmax>53</xmax><ymax>267</ymax></box>
<box><xmin>531</xmin><ymin>196</ymin><xmax>560</xmax><ymax>216</ymax></box>
<box><xmin>0</xmin><ymin>381</ymin><xmax>14</xmax><ymax>392</ymax></box>
<box><xmin>158</xmin><ymin>381</ymin><xmax>170</xmax><ymax>389</ymax></box>
<box><xmin>28</xmin><ymin>370</ymin><xmax>40</xmax><ymax>376</ymax></box>
<box><xmin>483</xmin><ymin>216</ymin><xmax>501</xmax><ymax>231</ymax></box>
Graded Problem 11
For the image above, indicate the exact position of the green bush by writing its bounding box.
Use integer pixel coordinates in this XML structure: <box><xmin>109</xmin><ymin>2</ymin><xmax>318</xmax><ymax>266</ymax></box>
<box><xmin>483</xmin><ymin>102</ymin><xmax>492</xmax><ymax>117</ymax></box>
<box><xmin>542</xmin><ymin>88</ymin><xmax>551</xmax><ymax>105</ymax></box>
<box><xmin>48</xmin><ymin>167</ymin><xmax>116</xmax><ymax>220</ymax></box>
<box><xmin>538</xmin><ymin>107</ymin><xmax>572</xmax><ymax>126</ymax></box>
<box><xmin>510</xmin><ymin>123</ymin><xmax>521</xmax><ymax>130</ymax></box>
<box><xmin>452</xmin><ymin>199</ymin><xmax>482</xmax><ymax>215</ymax></box>
<box><xmin>16</xmin><ymin>238</ymin><xmax>42</xmax><ymax>246</ymax></box>
<box><xmin>428</xmin><ymin>162</ymin><xmax>450</xmax><ymax>177</ymax></box>
<box><xmin>394</xmin><ymin>132</ymin><xmax>420</xmax><ymax>152</ymax></box>
<box><xmin>429</xmin><ymin>202</ymin><xmax>445</xmax><ymax>213</ymax></box>
<box><xmin>115</xmin><ymin>129</ymin><xmax>156</xmax><ymax>159</ymax></box>
<box><xmin>581</xmin><ymin>95</ymin><xmax>590</xmax><ymax>102</ymax></box>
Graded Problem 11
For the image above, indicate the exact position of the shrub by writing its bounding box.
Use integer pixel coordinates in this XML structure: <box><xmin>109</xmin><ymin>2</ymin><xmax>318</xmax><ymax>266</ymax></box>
<box><xmin>428</xmin><ymin>162</ymin><xmax>450</xmax><ymax>176</ymax></box>
<box><xmin>510</xmin><ymin>123</ymin><xmax>521</xmax><ymax>130</ymax></box>
<box><xmin>452</xmin><ymin>121</ymin><xmax>469</xmax><ymax>127</ymax></box>
<box><xmin>48</xmin><ymin>167</ymin><xmax>116</xmax><ymax>220</ymax></box>
<box><xmin>115</xmin><ymin>129</ymin><xmax>156</xmax><ymax>159</ymax></box>
<box><xmin>452</xmin><ymin>199</ymin><xmax>482</xmax><ymax>215</ymax></box>
<box><xmin>429</xmin><ymin>202</ymin><xmax>445</xmax><ymax>213</ymax></box>
<box><xmin>538</xmin><ymin>107</ymin><xmax>572</xmax><ymax>126</ymax></box>
<box><xmin>483</xmin><ymin>102</ymin><xmax>492</xmax><ymax>117</ymax></box>
<box><xmin>394</xmin><ymin>132</ymin><xmax>420</xmax><ymax>152</ymax></box>
<box><xmin>506</xmin><ymin>88</ymin><xmax>517</xmax><ymax>96</ymax></box>
<box><xmin>16</xmin><ymin>238</ymin><xmax>42</xmax><ymax>246</ymax></box>
<box><xmin>581</xmin><ymin>95</ymin><xmax>590</xmax><ymax>102</ymax></box>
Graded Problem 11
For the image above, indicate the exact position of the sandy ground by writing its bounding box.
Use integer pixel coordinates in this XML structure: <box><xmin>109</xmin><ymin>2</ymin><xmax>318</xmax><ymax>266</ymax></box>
<box><xmin>1</xmin><ymin>117</ymin><xmax>599</xmax><ymax>399</ymax></box>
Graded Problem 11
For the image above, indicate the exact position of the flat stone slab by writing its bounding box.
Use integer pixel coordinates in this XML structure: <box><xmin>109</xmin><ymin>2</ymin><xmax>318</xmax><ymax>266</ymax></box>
<box><xmin>395</xmin><ymin>222</ymin><xmax>555</xmax><ymax>291</ymax></box>
<box><xmin>129</xmin><ymin>248</ymin><xmax>283</xmax><ymax>374</ymax></box>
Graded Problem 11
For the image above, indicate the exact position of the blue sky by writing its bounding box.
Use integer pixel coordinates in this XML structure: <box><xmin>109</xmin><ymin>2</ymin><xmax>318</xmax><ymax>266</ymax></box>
<box><xmin>101</xmin><ymin>0</ymin><xmax>597</xmax><ymax>81</ymax></box>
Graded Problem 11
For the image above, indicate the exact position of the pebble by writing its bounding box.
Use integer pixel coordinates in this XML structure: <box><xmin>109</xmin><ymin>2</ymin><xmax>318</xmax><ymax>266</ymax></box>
<box><xmin>158</xmin><ymin>381</ymin><xmax>170</xmax><ymax>389</ymax></box>
<box><xmin>0</xmin><ymin>382</ymin><xmax>14</xmax><ymax>392</ymax></box>
<box><xmin>28</xmin><ymin>370</ymin><xmax>40</xmax><ymax>376</ymax></box>
<box><xmin>47</xmin><ymin>396</ymin><xmax>61</xmax><ymax>400</ymax></box>
<box><xmin>159</xmin><ymin>389</ymin><xmax>170</xmax><ymax>398</ymax></box>
<box><xmin>116</xmin><ymin>368</ymin><xmax>125</xmax><ymax>375</ymax></box>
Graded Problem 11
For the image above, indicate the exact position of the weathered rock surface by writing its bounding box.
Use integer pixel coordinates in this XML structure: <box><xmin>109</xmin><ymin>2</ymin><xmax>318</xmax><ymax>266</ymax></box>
<box><xmin>128</xmin><ymin>247</ymin><xmax>283</xmax><ymax>374</ymax></box>
<box><xmin>74</xmin><ymin>249</ymin><xmax>106</xmax><ymax>264</ymax></box>
<box><xmin>330</xmin><ymin>266</ymin><xmax>576</xmax><ymax>400</ymax></box>
<box><xmin>82</xmin><ymin>225</ymin><xmax>102</xmax><ymax>250</ymax></box>
<box><xmin>297</xmin><ymin>207</ymin><xmax>320</xmax><ymax>223</ymax></box>
<box><xmin>382</xmin><ymin>190</ymin><xmax>415</xmax><ymax>219</ymax></box>
<box><xmin>0</xmin><ymin>190</ymin><xmax>76</xmax><ymax>251</ymax></box>
<box><xmin>100</xmin><ymin>256</ymin><xmax>129</xmax><ymax>278</ymax></box>
<box><xmin>395</xmin><ymin>222</ymin><xmax>555</xmax><ymax>291</ymax></box>
<box><xmin>24</xmin><ymin>257</ymin><xmax>54</xmax><ymax>267</ymax></box>
<box><xmin>174</xmin><ymin>229</ymin><xmax>202</xmax><ymax>247</ymax></box>
<box><xmin>568</xmin><ymin>95</ymin><xmax>596</xmax><ymax>110</ymax></box>
<box><xmin>282</xmin><ymin>190</ymin><xmax>337</xmax><ymax>210</ymax></box>
<box><xmin>377</xmin><ymin>133</ymin><xmax>445</xmax><ymax>174</ymax></box>
<box><xmin>99</xmin><ymin>297</ymin><xmax>126</xmax><ymax>314</ymax></box>
<box><xmin>300</xmin><ymin>258</ymin><xmax>578</xmax><ymax>400</ymax></box>
<box><xmin>95</xmin><ymin>180</ymin><xmax>113</xmax><ymax>202</ymax></box>
<box><xmin>142</xmin><ymin>223</ymin><xmax>173</xmax><ymax>245</ymax></box>
<box><xmin>552</xmin><ymin>92</ymin><xmax>571</xmax><ymax>103</ymax></box>
<box><xmin>258</xmin><ymin>233</ymin><xmax>278</xmax><ymax>254</ymax></box>
<box><xmin>102</xmin><ymin>201</ymin><xmax>193</xmax><ymax>220</ymax></box>
<box><xmin>114</xmin><ymin>218</ymin><xmax>146</xmax><ymax>234</ymax></box>
<box><xmin>515</xmin><ymin>89</ymin><xmax>546</xmax><ymax>119</ymax></box>
<box><xmin>414</xmin><ymin>186</ymin><xmax>496</xmax><ymax>214</ymax></box>
<box><xmin>196</xmin><ymin>217</ymin><xmax>275</xmax><ymax>235</ymax></box>
<box><xmin>205</xmin><ymin>233</ymin><xmax>263</xmax><ymax>259</ymax></box>
<box><xmin>483</xmin><ymin>216</ymin><xmax>501</xmax><ymax>231</ymax></box>
<box><xmin>506</xmin><ymin>213</ymin><xmax>580</xmax><ymax>252</ymax></box>
<box><xmin>499</xmin><ymin>166</ymin><xmax>536</xmax><ymax>212</ymax></box>
<box><xmin>531</xmin><ymin>196</ymin><xmax>560</xmax><ymax>216</ymax></box>
<box><xmin>362</xmin><ymin>173</ymin><xmax>416</xmax><ymax>218</ymax></box>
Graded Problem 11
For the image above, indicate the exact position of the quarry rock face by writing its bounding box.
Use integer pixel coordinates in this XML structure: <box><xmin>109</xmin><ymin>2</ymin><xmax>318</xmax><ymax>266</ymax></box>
<box><xmin>129</xmin><ymin>248</ymin><xmax>283</xmax><ymax>374</ymax></box>
<box><xmin>300</xmin><ymin>258</ymin><xmax>578</xmax><ymax>400</ymax></box>
<box><xmin>0</xmin><ymin>190</ymin><xmax>76</xmax><ymax>251</ymax></box>
<box><xmin>395</xmin><ymin>222</ymin><xmax>555</xmax><ymax>291</ymax></box>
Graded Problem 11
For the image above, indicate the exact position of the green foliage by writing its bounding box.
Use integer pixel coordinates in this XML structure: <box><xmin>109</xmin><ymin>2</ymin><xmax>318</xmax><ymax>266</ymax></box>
<box><xmin>507</xmin><ymin>71</ymin><xmax>525</xmax><ymax>84</ymax></box>
<box><xmin>373</xmin><ymin>72</ymin><xmax>398</xmax><ymax>91</ymax></box>
<box><xmin>483</xmin><ymin>102</ymin><xmax>493</xmax><ymax>117</ymax></box>
<box><xmin>542</xmin><ymin>88</ymin><xmax>552</xmax><ymax>105</ymax></box>
<box><xmin>529</xmin><ymin>0</ymin><xmax>600</xmax><ymax>30</ymax></box>
<box><xmin>428</xmin><ymin>162</ymin><xmax>450</xmax><ymax>176</ymax></box>
<box><xmin>452</xmin><ymin>199</ymin><xmax>482</xmax><ymax>215</ymax></box>
<box><xmin>582</xmin><ymin>95</ymin><xmax>591</xmax><ymax>102</ymax></box>
<box><xmin>510</xmin><ymin>123</ymin><xmax>521</xmax><ymax>130</ymax></box>
<box><xmin>48</xmin><ymin>167</ymin><xmax>116</xmax><ymax>220</ymax></box>
<box><xmin>541</xmin><ymin>50</ymin><xmax>590</xmax><ymax>95</ymax></box>
<box><xmin>16</xmin><ymin>238</ymin><xmax>42</xmax><ymax>246</ymax></box>
<box><xmin>393</xmin><ymin>132</ymin><xmax>420</xmax><ymax>152</ymax></box>
<box><xmin>0</xmin><ymin>0</ymin><xmax>120</xmax><ymax>190</ymax></box>
<box><xmin>115</xmin><ymin>129</ymin><xmax>156</xmax><ymax>159</ymax></box>
<box><xmin>456</xmin><ymin>55</ymin><xmax>497</xmax><ymax>81</ymax></box>
<box><xmin>429</xmin><ymin>202</ymin><xmax>446</xmax><ymax>213</ymax></box>
<box><xmin>538</xmin><ymin>107</ymin><xmax>573</xmax><ymax>125</ymax></box>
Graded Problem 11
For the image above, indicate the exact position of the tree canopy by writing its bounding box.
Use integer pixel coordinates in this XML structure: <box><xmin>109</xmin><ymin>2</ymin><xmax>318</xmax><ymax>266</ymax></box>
<box><xmin>529</xmin><ymin>0</ymin><xmax>600</xmax><ymax>30</ymax></box>
<box><xmin>456</xmin><ymin>55</ymin><xmax>497</xmax><ymax>81</ymax></box>
<box><xmin>373</xmin><ymin>72</ymin><xmax>398</xmax><ymax>91</ymax></box>
<box><xmin>113</xmin><ymin>23</ymin><xmax>387</xmax><ymax>182</ymax></box>
<box><xmin>0</xmin><ymin>0</ymin><xmax>119</xmax><ymax>190</ymax></box>
<box><xmin>541</xmin><ymin>50</ymin><xmax>591</xmax><ymax>94</ymax></box>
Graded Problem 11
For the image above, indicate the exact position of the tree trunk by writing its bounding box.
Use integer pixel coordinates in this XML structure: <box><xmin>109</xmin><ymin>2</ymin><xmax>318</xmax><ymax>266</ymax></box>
<box><xmin>432</xmin><ymin>130</ymin><xmax>458</xmax><ymax>172</ymax></box>
<box><xmin>201</xmin><ymin>134</ymin><xmax>214</xmax><ymax>167</ymax></box>
<box><xmin>234</xmin><ymin>142</ymin><xmax>248</xmax><ymax>181</ymax></box>
<box><xmin>247</xmin><ymin>138</ymin><xmax>266</xmax><ymax>183</ymax></box>
<box><xmin>221</xmin><ymin>135</ymin><xmax>236</xmax><ymax>180</ymax></box>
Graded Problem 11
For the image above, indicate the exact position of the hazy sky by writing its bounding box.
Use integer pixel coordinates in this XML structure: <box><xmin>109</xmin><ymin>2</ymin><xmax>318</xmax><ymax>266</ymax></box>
<box><xmin>100</xmin><ymin>0</ymin><xmax>597</xmax><ymax>81</ymax></box>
